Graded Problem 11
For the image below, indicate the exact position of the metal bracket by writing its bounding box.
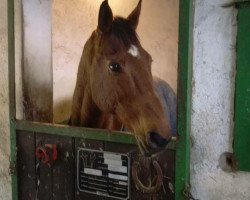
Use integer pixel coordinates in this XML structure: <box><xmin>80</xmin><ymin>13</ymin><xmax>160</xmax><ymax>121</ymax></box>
<box><xmin>183</xmin><ymin>185</ymin><xmax>198</xmax><ymax>200</ymax></box>
<box><xmin>222</xmin><ymin>0</ymin><xmax>250</xmax><ymax>8</ymax></box>
<box><xmin>8</xmin><ymin>147</ymin><xmax>17</xmax><ymax>176</ymax></box>
<box><xmin>9</xmin><ymin>162</ymin><xmax>16</xmax><ymax>175</ymax></box>
<box><xmin>9</xmin><ymin>147</ymin><xmax>17</xmax><ymax>175</ymax></box>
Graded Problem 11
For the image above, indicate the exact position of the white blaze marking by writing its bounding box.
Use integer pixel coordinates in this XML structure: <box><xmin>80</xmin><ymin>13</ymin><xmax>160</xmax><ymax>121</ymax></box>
<box><xmin>128</xmin><ymin>44</ymin><xmax>139</xmax><ymax>57</ymax></box>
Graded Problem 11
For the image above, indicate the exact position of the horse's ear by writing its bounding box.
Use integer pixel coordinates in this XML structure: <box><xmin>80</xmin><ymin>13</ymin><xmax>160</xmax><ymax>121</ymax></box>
<box><xmin>98</xmin><ymin>0</ymin><xmax>113</xmax><ymax>33</ymax></box>
<box><xmin>127</xmin><ymin>0</ymin><xmax>142</xmax><ymax>30</ymax></box>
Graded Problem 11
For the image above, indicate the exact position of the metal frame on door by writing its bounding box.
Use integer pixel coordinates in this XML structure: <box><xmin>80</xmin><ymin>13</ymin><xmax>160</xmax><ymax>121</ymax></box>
<box><xmin>233</xmin><ymin>1</ymin><xmax>250</xmax><ymax>172</ymax></box>
<box><xmin>7</xmin><ymin>0</ymin><xmax>194</xmax><ymax>199</ymax></box>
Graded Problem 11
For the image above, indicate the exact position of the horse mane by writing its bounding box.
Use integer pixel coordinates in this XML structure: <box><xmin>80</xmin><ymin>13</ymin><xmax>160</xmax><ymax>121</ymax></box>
<box><xmin>110</xmin><ymin>17</ymin><xmax>139</xmax><ymax>47</ymax></box>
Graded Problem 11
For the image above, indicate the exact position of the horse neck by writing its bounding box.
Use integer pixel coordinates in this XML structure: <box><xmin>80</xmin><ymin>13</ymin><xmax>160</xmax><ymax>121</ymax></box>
<box><xmin>71</xmin><ymin>57</ymin><xmax>122</xmax><ymax>130</ymax></box>
<box><xmin>76</xmin><ymin>87</ymin><xmax>122</xmax><ymax>130</ymax></box>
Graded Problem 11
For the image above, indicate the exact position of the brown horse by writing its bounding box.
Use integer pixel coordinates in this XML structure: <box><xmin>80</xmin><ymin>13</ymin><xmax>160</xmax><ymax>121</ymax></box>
<box><xmin>70</xmin><ymin>0</ymin><xmax>176</xmax><ymax>156</ymax></box>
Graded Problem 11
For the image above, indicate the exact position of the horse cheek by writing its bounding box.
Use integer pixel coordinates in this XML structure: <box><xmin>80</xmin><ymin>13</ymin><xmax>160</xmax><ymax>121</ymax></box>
<box><xmin>91</xmin><ymin>74</ymin><xmax>114</xmax><ymax>112</ymax></box>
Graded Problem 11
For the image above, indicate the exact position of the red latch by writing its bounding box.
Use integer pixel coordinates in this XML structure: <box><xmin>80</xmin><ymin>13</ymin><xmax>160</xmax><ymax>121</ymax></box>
<box><xmin>35</xmin><ymin>144</ymin><xmax>57</xmax><ymax>166</ymax></box>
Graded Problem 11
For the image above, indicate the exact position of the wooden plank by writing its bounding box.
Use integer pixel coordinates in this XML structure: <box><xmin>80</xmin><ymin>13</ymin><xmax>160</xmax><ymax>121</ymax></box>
<box><xmin>104</xmin><ymin>142</ymin><xmax>150</xmax><ymax>200</ymax></box>
<box><xmin>129</xmin><ymin>150</ymin><xmax>151</xmax><ymax>200</ymax></box>
<box><xmin>104</xmin><ymin>141</ymin><xmax>137</xmax><ymax>153</ymax></box>
<box><xmin>129</xmin><ymin>149</ymin><xmax>175</xmax><ymax>200</ymax></box>
<box><xmin>234</xmin><ymin>3</ymin><xmax>250</xmax><ymax>171</ymax></box>
<box><xmin>153</xmin><ymin>150</ymin><xmax>175</xmax><ymax>200</ymax></box>
<box><xmin>16</xmin><ymin>120</ymin><xmax>138</xmax><ymax>145</ymax></box>
<box><xmin>51</xmin><ymin>137</ymin><xmax>75</xmax><ymax>200</ymax></box>
<box><xmin>34</xmin><ymin>133</ymin><xmax>76</xmax><ymax>200</ymax></box>
<box><xmin>104</xmin><ymin>143</ymin><xmax>175</xmax><ymax>199</ymax></box>
<box><xmin>15</xmin><ymin>120</ymin><xmax>177</xmax><ymax>149</ymax></box>
<box><xmin>17</xmin><ymin>131</ymin><xmax>36</xmax><ymax>200</ymax></box>
<box><xmin>35</xmin><ymin>133</ymin><xmax>53</xmax><ymax>200</ymax></box>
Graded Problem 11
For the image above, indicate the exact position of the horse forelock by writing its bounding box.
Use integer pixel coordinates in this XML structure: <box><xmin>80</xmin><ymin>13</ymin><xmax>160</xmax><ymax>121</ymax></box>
<box><xmin>110</xmin><ymin>17</ymin><xmax>139</xmax><ymax>48</ymax></box>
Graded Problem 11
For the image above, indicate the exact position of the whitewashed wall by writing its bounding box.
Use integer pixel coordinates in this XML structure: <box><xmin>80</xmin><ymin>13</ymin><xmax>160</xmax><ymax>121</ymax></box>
<box><xmin>191</xmin><ymin>0</ymin><xmax>250</xmax><ymax>199</ymax></box>
<box><xmin>53</xmin><ymin>0</ymin><xmax>179</xmax><ymax>122</ymax></box>
<box><xmin>22</xmin><ymin>0</ymin><xmax>53</xmax><ymax>122</ymax></box>
<box><xmin>0</xmin><ymin>1</ymin><xmax>11</xmax><ymax>199</ymax></box>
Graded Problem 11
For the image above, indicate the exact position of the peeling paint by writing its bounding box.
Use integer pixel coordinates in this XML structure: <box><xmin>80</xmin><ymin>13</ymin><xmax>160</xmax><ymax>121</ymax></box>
<box><xmin>168</xmin><ymin>182</ymin><xmax>174</xmax><ymax>193</ymax></box>
<box><xmin>65</xmin><ymin>151</ymin><xmax>69</xmax><ymax>158</ymax></box>
<box><xmin>0</xmin><ymin>0</ymin><xmax>11</xmax><ymax>199</ymax></box>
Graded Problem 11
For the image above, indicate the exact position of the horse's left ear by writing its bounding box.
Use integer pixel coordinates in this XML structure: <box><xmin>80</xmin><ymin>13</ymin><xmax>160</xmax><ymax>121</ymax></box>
<box><xmin>98</xmin><ymin>0</ymin><xmax>113</xmax><ymax>33</ymax></box>
<box><xmin>127</xmin><ymin>0</ymin><xmax>142</xmax><ymax>30</ymax></box>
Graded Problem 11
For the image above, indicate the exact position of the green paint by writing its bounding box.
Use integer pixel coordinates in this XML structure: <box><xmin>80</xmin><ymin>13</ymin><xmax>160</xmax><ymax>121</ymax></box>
<box><xmin>222</xmin><ymin>0</ymin><xmax>250</xmax><ymax>7</ymax></box>
<box><xmin>175</xmin><ymin>0</ymin><xmax>193</xmax><ymax>199</ymax></box>
<box><xmin>15</xmin><ymin>120</ymin><xmax>177</xmax><ymax>149</ymax></box>
<box><xmin>234</xmin><ymin>3</ymin><xmax>250</xmax><ymax>172</ymax></box>
<box><xmin>8</xmin><ymin>0</ymin><xmax>192</xmax><ymax>198</ymax></box>
<box><xmin>17</xmin><ymin>120</ymin><xmax>136</xmax><ymax>144</ymax></box>
<box><xmin>7</xmin><ymin>0</ymin><xmax>18</xmax><ymax>199</ymax></box>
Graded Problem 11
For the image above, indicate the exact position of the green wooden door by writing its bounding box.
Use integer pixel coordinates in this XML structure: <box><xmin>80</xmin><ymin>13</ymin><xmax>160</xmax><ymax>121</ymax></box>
<box><xmin>7</xmin><ymin>0</ymin><xmax>194</xmax><ymax>199</ymax></box>
<box><xmin>234</xmin><ymin>2</ymin><xmax>250</xmax><ymax>172</ymax></box>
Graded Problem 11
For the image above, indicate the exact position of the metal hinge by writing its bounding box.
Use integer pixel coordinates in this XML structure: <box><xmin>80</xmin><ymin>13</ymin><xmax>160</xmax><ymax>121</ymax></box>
<box><xmin>9</xmin><ymin>161</ymin><xmax>16</xmax><ymax>175</ymax></box>
<box><xmin>222</xmin><ymin>0</ymin><xmax>250</xmax><ymax>8</ymax></box>
<box><xmin>8</xmin><ymin>147</ymin><xmax>17</xmax><ymax>175</ymax></box>
<box><xmin>183</xmin><ymin>185</ymin><xmax>199</xmax><ymax>200</ymax></box>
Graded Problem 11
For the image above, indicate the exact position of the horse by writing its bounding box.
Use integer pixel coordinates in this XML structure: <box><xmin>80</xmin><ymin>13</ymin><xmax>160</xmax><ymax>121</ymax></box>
<box><xmin>70</xmin><ymin>0</ymin><xmax>176</xmax><ymax>157</ymax></box>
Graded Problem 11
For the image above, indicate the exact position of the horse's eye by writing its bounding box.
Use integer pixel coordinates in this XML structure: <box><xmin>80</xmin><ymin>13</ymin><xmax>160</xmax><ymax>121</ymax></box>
<box><xmin>108</xmin><ymin>62</ymin><xmax>121</xmax><ymax>73</ymax></box>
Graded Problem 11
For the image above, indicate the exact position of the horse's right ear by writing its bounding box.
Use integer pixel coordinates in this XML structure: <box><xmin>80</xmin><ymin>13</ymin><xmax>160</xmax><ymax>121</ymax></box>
<box><xmin>127</xmin><ymin>0</ymin><xmax>142</xmax><ymax>30</ymax></box>
<box><xmin>98</xmin><ymin>0</ymin><xmax>113</xmax><ymax>33</ymax></box>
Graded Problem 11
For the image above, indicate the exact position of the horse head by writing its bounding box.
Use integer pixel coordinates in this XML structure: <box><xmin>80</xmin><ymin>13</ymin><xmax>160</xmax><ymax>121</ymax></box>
<box><xmin>71</xmin><ymin>0</ymin><xmax>172</xmax><ymax>156</ymax></box>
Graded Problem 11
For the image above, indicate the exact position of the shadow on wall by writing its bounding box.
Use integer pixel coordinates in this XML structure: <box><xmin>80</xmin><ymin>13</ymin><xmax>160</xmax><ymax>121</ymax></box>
<box><xmin>23</xmin><ymin>81</ymin><xmax>71</xmax><ymax>123</ymax></box>
<box><xmin>23</xmin><ymin>82</ymin><xmax>53</xmax><ymax>122</ymax></box>
<box><xmin>53</xmin><ymin>99</ymin><xmax>72</xmax><ymax>123</ymax></box>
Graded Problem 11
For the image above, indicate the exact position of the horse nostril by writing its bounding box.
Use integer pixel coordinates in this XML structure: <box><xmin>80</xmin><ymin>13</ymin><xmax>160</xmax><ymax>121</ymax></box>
<box><xmin>147</xmin><ymin>131</ymin><xmax>168</xmax><ymax>149</ymax></box>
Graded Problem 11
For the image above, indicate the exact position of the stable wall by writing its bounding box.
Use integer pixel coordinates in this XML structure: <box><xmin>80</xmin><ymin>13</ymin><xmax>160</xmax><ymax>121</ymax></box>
<box><xmin>0</xmin><ymin>1</ymin><xmax>11</xmax><ymax>199</ymax></box>
<box><xmin>22</xmin><ymin>0</ymin><xmax>53</xmax><ymax>122</ymax></box>
<box><xmin>191</xmin><ymin>1</ymin><xmax>250</xmax><ymax>199</ymax></box>
<box><xmin>53</xmin><ymin>0</ymin><xmax>179</xmax><ymax>122</ymax></box>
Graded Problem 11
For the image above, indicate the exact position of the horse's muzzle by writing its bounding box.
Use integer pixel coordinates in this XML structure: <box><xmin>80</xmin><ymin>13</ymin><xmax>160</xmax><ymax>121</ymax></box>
<box><xmin>147</xmin><ymin>131</ymin><xmax>169</xmax><ymax>148</ymax></box>
<box><xmin>143</xmin><ymin>131</ymin><xmax>171</xmax><ymax>156</ymax></box>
